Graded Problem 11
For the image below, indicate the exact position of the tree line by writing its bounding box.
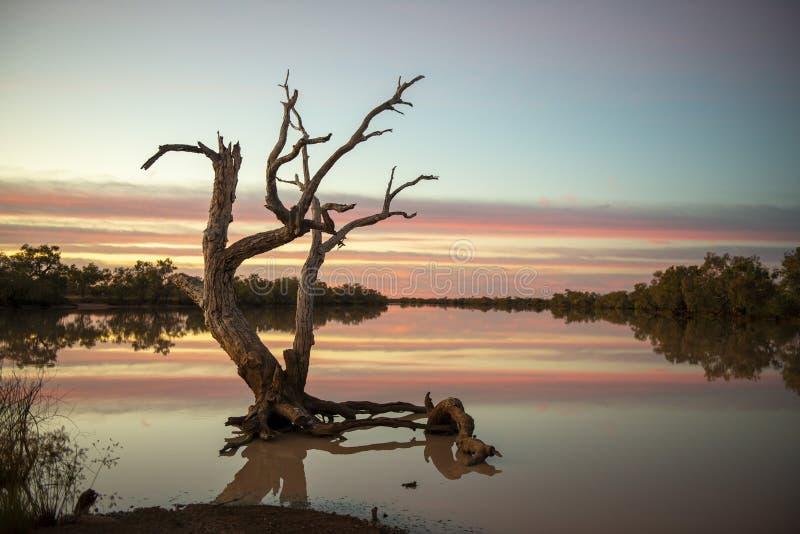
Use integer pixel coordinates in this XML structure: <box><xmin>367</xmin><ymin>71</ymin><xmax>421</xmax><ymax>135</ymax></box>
<box><xmin>548</xmin><ymin>249</ymin><xmax>800</xmax><ymax>319</ymax></box>
<box><xmin>0</xmin><ymin>244</ymin><xmax>387</xmax><ymax>308</ymax></box>
<box><xmin>0</xmin><ymin>244</ymin><xmax>188</xmax><ymax>306</ymax></box>
<box><xmin>3</xmin><ymin>243</ymin><xmax>797</xmax><ymax>317</ymax></box>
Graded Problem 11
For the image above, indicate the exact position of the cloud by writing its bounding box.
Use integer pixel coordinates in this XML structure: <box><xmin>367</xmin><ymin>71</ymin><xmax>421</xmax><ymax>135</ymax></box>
<box><xmin>1</xmin><ymin>173</ymin><xmax>797</xmax><ymax>295</ymax></box>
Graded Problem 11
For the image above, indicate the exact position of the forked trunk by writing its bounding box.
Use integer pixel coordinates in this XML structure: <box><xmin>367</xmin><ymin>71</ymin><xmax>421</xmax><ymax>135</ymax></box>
<box><xmin>144</xmin><ymin>74</ymin><xmax>499</xmax><ymax>465</ymax></box>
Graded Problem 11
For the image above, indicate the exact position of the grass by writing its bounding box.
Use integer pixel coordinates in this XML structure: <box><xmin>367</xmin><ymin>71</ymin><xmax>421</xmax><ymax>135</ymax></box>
<box><xmin>0</xmin><ymin>367</ymin><xmax>119</xmax><ymax>532</ymax></box>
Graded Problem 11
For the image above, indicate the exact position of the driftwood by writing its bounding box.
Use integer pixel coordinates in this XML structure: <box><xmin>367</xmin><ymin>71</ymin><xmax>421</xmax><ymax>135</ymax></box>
<box><xmin>142</xmin><ymin>73</ymin><xmax>498</xmax><ymax>464</ymax></box>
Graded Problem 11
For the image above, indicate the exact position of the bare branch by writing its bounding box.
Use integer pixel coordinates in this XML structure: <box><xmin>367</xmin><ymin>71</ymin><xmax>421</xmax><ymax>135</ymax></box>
<box><xmin>363</xmin><ymin>128</ymin><xmax>392</xmax><ymax>141</ymax></box>
<box><xmin>382</xmin><ymin>166</ymin><xmax>396</xmax><ymax>212</ymax></box>
<box><xmin>319</xmin><ymin>202</ymin><xmax>356</xmax><ymax>233</ymax></box>
<box><xmin>320</xmin><ymin>168</ymin><xmax>437</xmax><ymax>253</ymax></box>
<box><xmin>319</xmin><ymin>202</ymin><xmax>356</xmax><ymax>213</ymax></box>
<box><xmin>280</xmin><ymin>70</ymin><xmax>308</xmax><ymax>136</ymax></box>
<box><xmin>263</xmin><ymin>78</ymin><xmax>300</xmax><ymax>223</ymax></box>
<box><xmin>266</xmin><ymin>72</ymin><xmax>333</xmax><ymax>227</ymax></box>
<box><xmin>168</xmin><ymin>273</ymin><xmax>203</xmax><ymax>307</ymax></box>
<box><xmin>276</xmin><ymin>174</ymin><xmax>304</xmax><ymax>190</ymax></box>
<box><xmin>274</xmin><ymin>168</ymin><xmax>356</xmax><ymax>236</ymax></box>
<box><xmin>296</xmin><ymin>75</ymin><xmax>425</xmax><ymax>219</ymax></box>
<box><xmin>270</xmin><ymin>133</ymin><xmax>331</xmax><ymax>171</ymax></box>
<box><xmin>387</xmin><ymin>210</ymin><xmax>417</xmax><ymax>219</ymax></box>
<box><xmin>222</xmin><ymin>225</ymin><xmax>296</xmax><ymax>271</ymax></box>
<box><xmin>141</xmin><ymin>142</ymin><xmax>219</xmax><ymax>170</ymax></box>
<box><xmin>389</xmin><ymin>175</ymin><xmax>436</xmax><ymax>204</ymax></box>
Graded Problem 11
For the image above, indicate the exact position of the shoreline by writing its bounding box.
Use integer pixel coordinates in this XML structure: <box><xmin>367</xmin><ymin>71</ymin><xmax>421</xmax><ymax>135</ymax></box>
<box><xmin>37</xmin><ymin>504</ymin><xmax>402</xmax><ymax>533</ymax></box>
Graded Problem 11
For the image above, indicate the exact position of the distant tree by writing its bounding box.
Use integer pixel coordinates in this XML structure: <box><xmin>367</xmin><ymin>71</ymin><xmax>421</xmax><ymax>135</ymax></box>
<box><xmin>544</xmin><ymin>249</ymin><xmax>799</xmax><ymax>319</ymax></box>
<box><xmin>649</xmin><ymin>265</ymin><xmax>695</xmax><ymax>315</ymax></box>
<box><xmin>777</xmin><ymin>247</ymin><xmax>800</xmax><ymax>312</ymax></box>
<box><xmin>629</xmin><ymin>282</ymin><xmax>655</xmax><ymax>313</ymax></box>
<box><xmin>106</xmin><ymin>259</ymin><xmax>179</xmax><ymax>304</ymax></box>
<box><xmin>67</xmin><ymin>262</ymin><xmax>111</xmax><ymax>298</ymax></box>
<box><xmin>724</xmin><ymin>255</ymin><xmax>775</xmax><ymax>315</ymax></box>
<box><xmin>595</xmin><ymin>290</ymin><xmax>632</xmax><ymax>310</ymax></box>
<box><xmin>0</xmin><ymin>244</ymin><xmax>68</xmax><ymax>306</ymax></box>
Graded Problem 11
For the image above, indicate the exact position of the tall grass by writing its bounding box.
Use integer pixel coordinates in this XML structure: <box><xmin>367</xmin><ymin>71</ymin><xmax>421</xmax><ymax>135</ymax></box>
<box><xmin>0</xmin><ymin>367</ymin><xmax>118</xmax><ymax>532</ymax></box>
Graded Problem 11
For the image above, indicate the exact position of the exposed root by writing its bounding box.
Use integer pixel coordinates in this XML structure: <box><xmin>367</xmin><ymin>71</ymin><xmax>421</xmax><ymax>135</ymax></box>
<box><xmin>424</xmin><ymin>392</ymin><xmax>501</xmax><ymax>465</ymax></box>
<box><xmin>338</xmin><ymin>400</ymin><xmax>427</xmax><ymax>415</ymax></box>
<box><xmin>221</xmin><ymin>391</ymin><xmax>500</xmax><ymax>466</ymax></box>
<box><xmin>220</xmin><ymin>432</ymin><xmax>256</xmax><ymax>454</ymax></box>
<box><xmin>424</xmin><ymin>393</ymin><xmax>474</xmax><ymax>436</ymax></box>
<box><xmin>303</xmin><ymin>395</ymin><xmax>427</xmax><ymax>421</ymax></box>
<box><xmin>307</xmin><ymin>417</ymin><xmax>456</xmax><ymax>437</ymax></box>
<box><xmin>302</xmin><ymin>394</ymin><xmax>358</xmax><ymax>420</ymax></box>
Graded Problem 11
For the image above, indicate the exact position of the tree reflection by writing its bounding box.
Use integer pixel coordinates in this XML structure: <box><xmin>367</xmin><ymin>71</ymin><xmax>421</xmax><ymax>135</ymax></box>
<box><xmin>215</xmin><ymin>432</ymin><xmax>498</xmax><ymax>507</ymax></box>
<box><xmin>551</xmin><ymin>309</ymin><xmax>800</xmax><ymax>396</ymax></box>
<box><xmin>628</xmin><ymin>315</ymin><xmax>800</xmax><ymax>395</ymax></box>
<box><xmin>423</xmin><ymin>435</ymin><xmax>501</xmax><ymax>479</ymax></box>
<box><xmin>0</xmin><ymin>310</ymin><xmax>202</xmax><ymax>365</ymax></box>
<box><xmin>0</xmin><ymin>306</ymin><xmax>387</xmax><ymax>367</ymax></box>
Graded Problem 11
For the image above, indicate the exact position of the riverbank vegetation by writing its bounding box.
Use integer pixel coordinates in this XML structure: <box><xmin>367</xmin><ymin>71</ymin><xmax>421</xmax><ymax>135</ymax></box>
<box><xmin>547</xmin><ymin>249</ymin><xmax>799</xmax><ymax>319</ymax></box>
<box><xmin>0</xmin><ymin>245</ymin><xmax>385</xmax><ymax>308</ymax></box>
<box><xmin>2</xmin><ymin>244</ymin><xmax>797</xmax><ymax>319</ymax></box>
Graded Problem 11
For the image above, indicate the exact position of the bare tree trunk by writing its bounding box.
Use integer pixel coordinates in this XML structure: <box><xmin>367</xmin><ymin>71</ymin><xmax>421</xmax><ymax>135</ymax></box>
<box><xmin>143</xmin><ymin>74</ymin><xmax>499</xmax><ymax>464</ymax></box>
<box><xmin>284</xmin><ymin>199</ymin><xmax>323</xmax><ymax>395</ymax></box>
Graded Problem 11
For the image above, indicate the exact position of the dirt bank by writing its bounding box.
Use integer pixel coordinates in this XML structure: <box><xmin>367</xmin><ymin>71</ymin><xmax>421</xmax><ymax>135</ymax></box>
<box><xmin>38</xmin><ymin>504</ymin><xmax>400</xmax><ymax>534</ymax></box>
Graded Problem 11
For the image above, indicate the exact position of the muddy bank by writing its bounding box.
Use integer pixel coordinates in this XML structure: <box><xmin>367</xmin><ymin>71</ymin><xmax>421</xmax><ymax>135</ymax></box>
<box><xmin>37</xmin><ymin>504</ymin><xmax>401</xmax><ymax>534</ymax></box>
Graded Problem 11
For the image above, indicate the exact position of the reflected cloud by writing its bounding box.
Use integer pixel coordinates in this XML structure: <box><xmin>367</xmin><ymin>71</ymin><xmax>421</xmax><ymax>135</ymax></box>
<box><xmin>551</xmin><ymin>309</ymin><xmax>800</xmax><ymax>396</ymax></box>
<box><xmin>3</xmin><ymin>175</ymin><xmax>798</xmax><ymax>296</ymax></box>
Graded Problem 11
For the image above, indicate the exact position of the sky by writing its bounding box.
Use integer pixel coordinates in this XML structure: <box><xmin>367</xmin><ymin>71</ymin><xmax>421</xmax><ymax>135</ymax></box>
<box><xmin>1</xmin><ymin>0</ymin><xmax>798</xmax><ymax>296</ymax></box>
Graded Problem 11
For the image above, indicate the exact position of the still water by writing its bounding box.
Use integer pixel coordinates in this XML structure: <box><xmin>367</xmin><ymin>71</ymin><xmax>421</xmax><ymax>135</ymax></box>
<box><xmin>2</xmin><ymin>306</ymin><xmax>798</xmax><ymax>533</ymax></box>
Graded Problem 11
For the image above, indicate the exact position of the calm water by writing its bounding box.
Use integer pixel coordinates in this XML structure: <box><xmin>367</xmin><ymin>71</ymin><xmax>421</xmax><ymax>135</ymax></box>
<box><xmin>2</xmin><ymin>307</ymin><xmax>799</xmax><ymax>533</ymax></box>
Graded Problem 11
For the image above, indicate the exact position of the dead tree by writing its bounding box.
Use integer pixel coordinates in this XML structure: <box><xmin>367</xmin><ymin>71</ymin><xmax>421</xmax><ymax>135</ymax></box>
<box><xmin>141</xmin><ymin>74</ymin><xmax>499</xmax><ymax>464</ymax></box>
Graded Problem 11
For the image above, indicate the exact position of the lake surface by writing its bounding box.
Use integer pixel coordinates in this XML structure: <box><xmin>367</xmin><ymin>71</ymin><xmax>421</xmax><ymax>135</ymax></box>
<box><xmin>2</xmin><ymin>306</ymin><xmax>799</xmax><ymax>533</ymax></box>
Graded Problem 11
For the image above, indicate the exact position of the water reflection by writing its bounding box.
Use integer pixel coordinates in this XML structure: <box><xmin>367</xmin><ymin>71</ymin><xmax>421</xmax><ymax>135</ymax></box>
<box><xmin>215</xmin><ymin>433</ymin><xmax>498</xmax><ymax>507</ymax></box>
<box><xmin>0</xmin><ymin>305</ymin><xmax>386</xmax><ymax>366</ymax></box>
<box><xmin>550</xmin><ymin>309</ymin><xmax>800</xmax><ymax>395</ymax></box>
<box><xmin>424</xmin><ymin>435</ymin><xmax>501</xmax><ymax>479</ymax></box>
<box><xmin>629</xmin><ymin>315</ymin><xmax>800</xmax><ymax>394</ymax></box>
<box><xmin>2</xmin><ymin>306</ymin><xmax>798</xmax><ymax>396</ymax></box>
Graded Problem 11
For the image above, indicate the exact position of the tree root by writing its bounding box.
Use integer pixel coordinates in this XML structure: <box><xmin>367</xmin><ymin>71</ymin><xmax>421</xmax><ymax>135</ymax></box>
<box><xmin>424</xmin><ymin>392</ymin><xmax>502</xmax><ymax>466</ymax></box>
<box><xmin>221</xmin><ymin>391</ymin><xmax>500</xmax><ymax>466</ymax></box>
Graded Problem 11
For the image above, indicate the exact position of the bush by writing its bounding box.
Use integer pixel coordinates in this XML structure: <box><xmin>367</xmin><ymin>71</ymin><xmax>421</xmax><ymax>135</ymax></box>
<box><xmin>0</xmin><ymin>368</ymin><xmax>119</xmax><ymax>532</ymax></box>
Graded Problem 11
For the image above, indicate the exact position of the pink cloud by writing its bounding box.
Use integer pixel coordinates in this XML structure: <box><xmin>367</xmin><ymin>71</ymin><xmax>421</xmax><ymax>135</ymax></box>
<box><xmin>2</xmin><ymin>177</ymin><xmax>797</xmax><ymax>295</ymax></box>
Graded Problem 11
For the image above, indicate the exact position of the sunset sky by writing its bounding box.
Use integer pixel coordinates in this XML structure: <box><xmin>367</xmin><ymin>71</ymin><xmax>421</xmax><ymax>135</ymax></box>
<box><xmin>1</xmin><ymin>0</ymin><xmax>798</xmax><ymax>296</ymax></box>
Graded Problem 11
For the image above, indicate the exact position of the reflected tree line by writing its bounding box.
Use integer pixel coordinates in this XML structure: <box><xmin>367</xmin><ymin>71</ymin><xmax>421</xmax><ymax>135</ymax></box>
<box><xmin>0</xmin><ymin>305</ymin><xmax>385</xmax><ymax>367</ymax></box>
<box><xmin>1</xmin><ymin>303</ymin><xmax>797</xmax><ymax>396</ymax></box>
<box><xmin>551</xmin><ymin>308</ymin><xmax>800</xmax><ymax>395</ymax></box>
